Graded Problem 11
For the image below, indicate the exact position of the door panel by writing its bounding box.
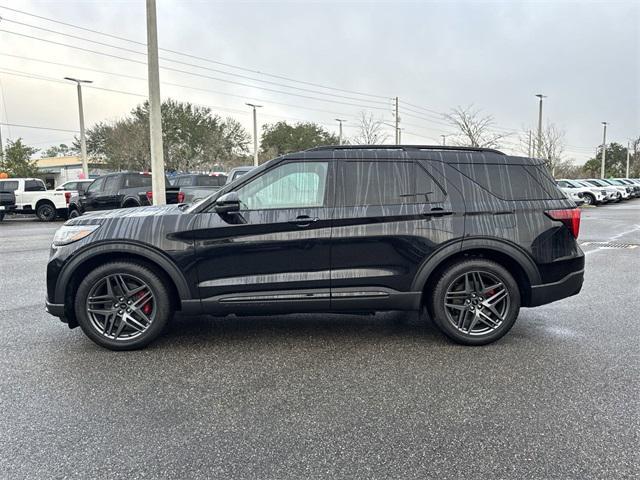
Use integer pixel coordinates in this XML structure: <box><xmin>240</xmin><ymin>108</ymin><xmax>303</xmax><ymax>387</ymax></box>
<box><xmin>330</xmin><ymin>159</ymin><xmax>463</xmax><ymax>302</ymax></box>
<box><xmin>193</xmin><ymin>160</ymin><xmax>334</xmax><ymax>314</ymax></box>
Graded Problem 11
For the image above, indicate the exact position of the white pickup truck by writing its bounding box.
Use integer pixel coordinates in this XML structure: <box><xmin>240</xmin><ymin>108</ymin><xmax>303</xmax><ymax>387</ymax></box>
<box><xmin>0</xmin><ymin>178</ymin><xmax>73</xmax><ymax>221</ymax></box>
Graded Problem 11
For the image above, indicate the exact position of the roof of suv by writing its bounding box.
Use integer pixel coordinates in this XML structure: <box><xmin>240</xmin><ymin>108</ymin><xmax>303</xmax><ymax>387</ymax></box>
<box><xmin>281</xmin><ymin>145</ymin><xmax>545</xmax><ymax>165</ymax></box>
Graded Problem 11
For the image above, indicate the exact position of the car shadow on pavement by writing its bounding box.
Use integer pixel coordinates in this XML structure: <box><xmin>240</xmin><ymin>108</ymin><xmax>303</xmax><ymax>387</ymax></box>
<box><xmin>155</xmin><ymin>311</ymin><xmax>451</xmax><ymax>348</ymax></box>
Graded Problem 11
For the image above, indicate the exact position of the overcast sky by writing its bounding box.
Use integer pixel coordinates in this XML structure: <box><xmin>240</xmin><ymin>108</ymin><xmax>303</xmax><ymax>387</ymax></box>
<box><xmin>0</xmin><ymin>0</ymin><xmax>638</xmax><ymax>163</ymax></box>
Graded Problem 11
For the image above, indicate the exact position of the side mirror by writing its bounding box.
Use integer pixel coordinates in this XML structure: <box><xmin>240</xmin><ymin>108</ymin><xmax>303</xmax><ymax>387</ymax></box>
<box><xmin>215</xmin><ymin>191</ymin><xmax>241</xmax><ymax>214</ymax></box>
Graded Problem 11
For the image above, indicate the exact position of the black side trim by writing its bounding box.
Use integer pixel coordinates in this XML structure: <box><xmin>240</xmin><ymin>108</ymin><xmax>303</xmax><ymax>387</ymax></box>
<box><xmin>528</xmin><ymin>269</ymin><xmax>584</xmax><ymax>307</ymax></box>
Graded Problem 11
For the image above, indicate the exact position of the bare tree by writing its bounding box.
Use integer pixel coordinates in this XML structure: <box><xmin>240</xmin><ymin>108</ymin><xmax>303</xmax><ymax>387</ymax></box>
<box><xmin>352</xmin><ymin>112</ymin><xmax>389</xmax><ymax>145</ymax></box>
<box><xmin>444</xmin><ymin>105</ymin><xmax>509</xmax><ymax>148</ymax></box>
<box><xmin>538</xmin><ymin>123</ymin><xmax>566</xmax><ymax>174</ymax></box>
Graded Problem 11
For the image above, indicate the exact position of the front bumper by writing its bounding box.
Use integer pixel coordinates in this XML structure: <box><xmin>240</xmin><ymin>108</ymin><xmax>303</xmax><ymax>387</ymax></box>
<box><xmin>45</xmin><ymin>297</ymin><xmax>65</xmax><ymax>317</ymax></box>
<box><xmin>528</xmin><ymin>269</ymin><xmax>584</xmax><ymax>307</ymax></box>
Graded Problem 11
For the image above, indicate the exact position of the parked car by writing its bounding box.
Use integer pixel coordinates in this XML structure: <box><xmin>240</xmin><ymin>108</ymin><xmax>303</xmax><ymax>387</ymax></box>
<box><xmin>556</xmin><ymin>179</ymin><xmax>607</xmax><ymax>205</ymax></box>
<box><xmin>611</xmin><ymin>178</ymin><xmax>640</xmax><ymax>198</ymax></box>
<box><xmin>46</xmin><ymin>145</ymin><xmax>584</xmax><ymax>350</ymax></box>
<box><xmin>583</xmin><ymin>179</ymin><xmax>623</xmax><ymax>202</ymax></box>
<box><xmin>226</xmin><ymin>166</ymin><xmax>255</xmax><ymax>184</ymax></box>
<box><xmin>67</xmin><ymin>172</ymin><xmax>184</xmax><ymax>218</ymax></box>
<box><xmin>596</xmin><ymin>179</ymin><xmax>632</xmax><ymax>200</ymax></box>
<box><xmin>0</xmin><ymin>178</ymin><xmax>72</xmax><ymax>221</ymax></box>
<box><xmin>0</xmin><ymin>188</ymin><xmax>17</xmax><ymax>221</ymax></box>
<box><xmin>55</xmin><ymin>180</ymin><xmax>94</xmax><ymax>195</ymax></box>
<box><xmin>559</xmin><ymin>188</ymin><xmax>585</xmax><ymax>206</ymax></box>
<box><xmin>172</xmin><ymin>173</ymin><xmax>227</xmax><ymax>203</ymax></box>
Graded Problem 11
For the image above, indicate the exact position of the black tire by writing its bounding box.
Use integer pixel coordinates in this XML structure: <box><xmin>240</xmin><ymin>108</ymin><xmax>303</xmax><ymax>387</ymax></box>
<box><xmin>74</xmin><ymin>261</ymin><xmax>172</xmax><ymax>350</ymax></box>
<box><xmin>68</xmin><ymin>208</ymin><xmax>80</xmax><ymax>219</ymax></box>
<box><xmin>123</xmin><ymin>201</ymin><xmax>140</xmax><ymax>208</ymax></box>
<box><xmin>429</xmin><ymin>259</ymin><xmax>521</xmax><ymax>346</ymax></box>
<box><xmin>583</xmin><ymin>193</ymin><xmax>594</xmax><ymax>206</ymax></box>
<box><xmin>36</xmin><ymin>202</ymin><xmax>57</xmax><ymax>221</ymax></box>
<box><xmin>0</xmin><ymin>212</ymin><xmax>4</xmax><ymax>222</ymax></box>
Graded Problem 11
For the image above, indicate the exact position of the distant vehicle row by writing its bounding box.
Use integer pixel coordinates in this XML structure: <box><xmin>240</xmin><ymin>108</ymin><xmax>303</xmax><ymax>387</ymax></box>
<box><xmin>556</xmin><ymin>178</ymin><xmax>640</xmax><ymax>205</ymax></box>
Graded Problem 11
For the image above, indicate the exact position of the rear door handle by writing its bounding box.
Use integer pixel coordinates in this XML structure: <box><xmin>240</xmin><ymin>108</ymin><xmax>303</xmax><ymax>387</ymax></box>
<box><xmin>289</xmin><ymin>215</ymin><xmax>318</xmax><ymax>227</ymax></box>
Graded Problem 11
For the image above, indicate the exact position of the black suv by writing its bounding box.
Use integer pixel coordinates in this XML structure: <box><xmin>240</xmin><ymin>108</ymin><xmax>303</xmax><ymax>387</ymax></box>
<box><xmin>46</xmin><ymin>146</ymin><xmax>584</xmax><ymax>350</ymax></box>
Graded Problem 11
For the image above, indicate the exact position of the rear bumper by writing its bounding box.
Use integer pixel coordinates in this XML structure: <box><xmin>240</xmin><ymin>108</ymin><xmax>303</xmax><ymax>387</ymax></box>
<box><xmin>528</xmin><ymin>269</ymin><xmax>584</xmax><ymax>307</ymax></box>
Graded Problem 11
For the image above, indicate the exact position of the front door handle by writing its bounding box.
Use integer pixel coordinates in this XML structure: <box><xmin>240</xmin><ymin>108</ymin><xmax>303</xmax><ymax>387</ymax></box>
<box><xmin>423</xmin><ymin>207</ymin><xmax>453</xmax><ymax>218</ymax></box>
<box><xmin>289</xmin><ymin>215</ymin><xmax>318</xmax><ymax>227</ymax></box>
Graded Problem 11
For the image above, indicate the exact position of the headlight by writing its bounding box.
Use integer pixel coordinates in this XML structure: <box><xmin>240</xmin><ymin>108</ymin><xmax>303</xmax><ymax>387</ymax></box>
<box><xmin>53</xmin><ymin>224</ymin><xmax>100</xmax><ymax>246</ymax></box>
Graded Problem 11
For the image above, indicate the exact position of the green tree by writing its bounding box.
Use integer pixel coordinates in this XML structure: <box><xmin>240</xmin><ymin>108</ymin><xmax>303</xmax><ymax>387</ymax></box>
<box><xmin>0</xmin><ymin>138</ymin><xmax>39</xmax><ymax>177</ymax></box>
<box><xmin>581</xmin><ymin>142</ymin><xmax>628</xmax><ymax>178</ymax></box>
<box><xmin>82</xmin><ymin>99</ymin><xmax>250</xmax><ymax>172</ymax></box>
<box><xmin>260</xmin><ymin>121</ymin><xmax>339</xmax><ymax>156</ymax></box>
<box><xmin>41</xmin><ymin>143</ymin><xmax>75</xmax><ymax>158</ymax></box>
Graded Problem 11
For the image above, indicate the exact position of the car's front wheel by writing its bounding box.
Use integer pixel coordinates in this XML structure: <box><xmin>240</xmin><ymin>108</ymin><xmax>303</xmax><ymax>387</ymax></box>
<box><xmin>68</xmin><ymin>208</ymin><xmax>80</xmax><ymax>219</ymax></box>
<box><xmin>74</xmin><ymin>261</ymin><xmax>172</xmax><ymax>350</ymax></box>
<box><xmin>429</xmin><ymin>259</ymin><xmax>521</xmax><ymax>346</ymax></box>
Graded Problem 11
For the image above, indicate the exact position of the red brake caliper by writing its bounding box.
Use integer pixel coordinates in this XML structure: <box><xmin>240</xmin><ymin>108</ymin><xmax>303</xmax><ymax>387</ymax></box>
<box><xmin>136</xmin><ymin>290</ymin><xmax>153</xmax><ymax>315</ymax></box>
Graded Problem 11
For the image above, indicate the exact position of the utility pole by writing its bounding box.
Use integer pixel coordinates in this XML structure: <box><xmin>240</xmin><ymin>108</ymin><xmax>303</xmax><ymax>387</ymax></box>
<box><xmin>146</xmin><ymin>0</ymin><xmax>166</xmax><ymax>205</ymax></box>
<box><xmin>440</xmin><ymin>134</ymin><xmax>446</xmax><ymax>146</ymax></box>
<box><xmin>398</xmin><ymin>128</ymin><xmax>403</xmax><ymax>144</ymax></box>
<box><xmin>528</xmin><ymin>130</ymin><xmax>532</xmax><ymax>157</ymax></box>
<box><xmin>0</xmin><ymin>123</ymin><xmax>3</xmax><ymax>163</ymax></box>
<box><xmin>626</xmin><ymin>140</ymin><xmax>631</xmax><ymax>178</ymax></box>
<box><xmin>246</xmin><ymin>103</ymin><xmax>262</xmax><ymax>166</ymax></box>
<box><xmin>64</xmin><ymin>77</ymin><xmax>92</xmax><ymax>178</ymax></box>
<box><xmin>394</xmin><ymin>96</ymin><xmax>400</xmax><ymax>145</ymax></box>
<box><xmin>335</xmin><ymin>118</ymin><xmax>347</xmax><ymax>145</ymax></box>
<box><xmin>600</xmin><ymin>122</ymin><xmax>608</xmax><ymax>179</ymax></box>
<box><xmin>535</xmin><ymin>94</ymin><xmax>546</xmax><ymax>158</ymax></box>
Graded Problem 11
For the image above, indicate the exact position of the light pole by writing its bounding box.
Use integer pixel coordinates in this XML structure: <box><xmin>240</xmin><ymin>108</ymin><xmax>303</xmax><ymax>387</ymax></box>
<box><xmin>145</xmin><ymin>0</ymin><xmax>166</xmax><ymax>205</ymax></box>
<box><xmin>394</xmin><ymin>96</ymin><xmax>400</xmax><ymax>145</ymax></box>
<box><xmin>626</xmin><ymin>140</ymin><xmax>631</xmax><ymax>178</ymax></box>
<box><xmin>535</xmin><ymin>94</ymin><xmax>546</xmax><ymax>158</ymax></box>
<box><xmin>440</xmin><ymin>134</ymin><xmax>448</xmax><ymax>146</ymax></box>
<box><xmin>600</xmin><ymin>122</ymin><xmax>608</xmax><ymax>178</ymax></box>
<box><xmin>246</xmin><ymin>103</ymin><xmax>262</xmax><ymax>166</ymax></box>
<box><xmin>335</xmin><ymin>118</ymin><xmax>347</xmax><ymax>145</ymax></box>
<box><xmin>64</xmin><ymin>77</ymin><xmax>92</xmax><ymax>178</ymax></box>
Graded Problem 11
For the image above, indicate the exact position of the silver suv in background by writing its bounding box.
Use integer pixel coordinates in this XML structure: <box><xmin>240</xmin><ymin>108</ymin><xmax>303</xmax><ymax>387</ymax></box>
<box><xmin>556</xmin><ymin>179</ymin><xmax>607</xmax><ymax>206</ymax></box>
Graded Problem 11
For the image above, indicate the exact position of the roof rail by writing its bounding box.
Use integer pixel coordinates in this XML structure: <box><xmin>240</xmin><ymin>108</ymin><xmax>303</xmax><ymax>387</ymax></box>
<box><xmin>305</xmin><ymin>144</ymin><xmax>505</xmax><ymax>155</ymax></box>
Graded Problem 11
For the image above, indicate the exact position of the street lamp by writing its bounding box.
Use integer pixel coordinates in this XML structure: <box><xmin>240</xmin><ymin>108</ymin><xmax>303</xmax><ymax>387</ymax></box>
<box><xmin>335</xmin><ymin>118</ymin><xmax>347</xmax><ymax>145</ymax></box>
<box><xmin>246</xmin><ymin>103</ymin><xmax>263</xmax><ymax>166</ymax></box>
<box><xmin>535</xmin><ymin>93</ymin><xmax>546</xmax><ymax>158</ymax></box>
<box><xmin>65</xmin><ymin>77</ymin><xmax>92</xmax><ymax>178</ymax></box>
<box><xmin>600</xmin><ymin>122</ymin><xmax>608</xmax><ymax>179</ymax></box>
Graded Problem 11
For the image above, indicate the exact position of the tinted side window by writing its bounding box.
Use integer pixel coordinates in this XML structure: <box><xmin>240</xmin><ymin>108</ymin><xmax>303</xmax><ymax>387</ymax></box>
<box><xmin>86</xmin><ymin>177</ymin><xmax>106</xmax><ymax>193</ymax></box>
<box><xmin>124</xmin><ymin>174</ymin><xmax>152</xmax><ymax>188</ymax></box>
<box><xmin>0</xmin><ymin>181</ymin><xmax>19</xmax><ymax>191</ymax></box>
<box><xmin>25</xmin><ymin>180</ymin><xmax>46</xmax><ymax>191</ymax></box>
<box><xmin>103</xmin><ymin>176</ymin><xmax>120</xmax><ymax>193</ymax></box>
<box><xmin>197</xmin><ymin>175</ymin><xmax>227</xmax><ymax>186</ymax></box>
<box><xmin>454</xmin><ymin>164</ymin><xmax>559</xmax><ymax>200</ymax></box>
<box><xmin>336</xmin><ymin>160</ymin><xmax>445</xmax><ymax>207</ymax></box>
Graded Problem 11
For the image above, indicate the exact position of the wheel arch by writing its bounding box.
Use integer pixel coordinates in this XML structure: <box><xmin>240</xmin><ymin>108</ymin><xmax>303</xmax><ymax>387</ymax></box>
<box><xmin>35</xmin><ymin>198</ymin><xmax>56</xmax><ymax>210</ymax></box>
<box><xmin>56</xmin><ymin>242</ymin><xmax>194</xmax><ymax>326</ymax></box>
<box><xmin>412</xmin><ymin>238</ymin><xmax>540</xmax><ymax>308</ymax></box>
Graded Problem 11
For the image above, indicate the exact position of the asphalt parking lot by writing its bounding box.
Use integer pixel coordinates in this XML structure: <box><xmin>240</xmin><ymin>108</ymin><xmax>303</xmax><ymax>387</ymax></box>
<box><xmin>1</xmin><ymin>202</ymin><xmax>639</xmax><ymax>480</ymax></box>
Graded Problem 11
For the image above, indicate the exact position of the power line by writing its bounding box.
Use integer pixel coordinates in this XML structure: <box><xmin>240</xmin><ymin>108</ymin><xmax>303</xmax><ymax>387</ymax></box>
<box><xmin>0</xmin><ymin>53</ymin><xmax>361</xmax><ymax>119</ymax></box>
<box><xmin>0</xmin><ymin>15</ymin><xmax>392</xmax><ymax>106</ymax></box>
<box><xmin>0</xmin><ymin>121</ymin><xmax>78</xmax><ymax>133</ymax></box>
<box><xmin>0</xmin><ymin>4</ymin><xmax>391</xmax><ymax>101</ymax></box>
<box><xmin>0</xmin><ymin>28</ymin><xmax>393</xmax><ymax>112</ymax></box>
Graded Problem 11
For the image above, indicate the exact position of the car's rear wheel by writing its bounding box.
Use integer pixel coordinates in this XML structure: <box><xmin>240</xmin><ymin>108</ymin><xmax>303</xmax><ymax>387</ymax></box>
<box><xmin>74</xmin><ymin>261</ymin><xmax>172</xmax><ymax>350</ymax></box>
<box><xmin>36</xmin><ymin>202</ymin><xmax>56</xmax><ymax>221</ymax></box>
<box><xmin>429</xmin><ymin>259</ymin><xmax>520</xmax><ymax>345</ymax></box>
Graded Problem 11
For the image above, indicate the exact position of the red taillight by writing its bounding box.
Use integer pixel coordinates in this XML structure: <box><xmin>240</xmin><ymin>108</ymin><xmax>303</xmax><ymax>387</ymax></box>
<box><xmin>177</xmin><ymin>191</ymin><xmax>185</xmax><ymax>203</ymax></box>
<box><xmin>545</xmin><ymin>208</ymin><xmax>581</xmax><ymax>238</ymax></box>
<box><xmin>146</xmin><ymin>191</ymin><xmax>153</xmax><ymax>203</ymax></box>
<box><xmin>64</xmin><ymin>191</ymin><xmax>71</xmax><ymax>204</ymax></box>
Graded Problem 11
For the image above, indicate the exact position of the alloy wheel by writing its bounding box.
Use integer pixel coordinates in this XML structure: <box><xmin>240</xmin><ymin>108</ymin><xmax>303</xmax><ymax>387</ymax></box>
<box><xmin>85</xmin><ymin>273</ymin><xmax>156</xmax><ymax>341</ymax></box>
<box><xmin>443</xmin><ymin>270</ymin><xmax>510</xmax><ymax>336</ymax></box>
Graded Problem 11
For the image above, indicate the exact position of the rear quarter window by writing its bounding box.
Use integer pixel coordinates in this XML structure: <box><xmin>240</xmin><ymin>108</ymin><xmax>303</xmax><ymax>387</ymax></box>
<box><xmin>453</xmin><ymin>163</ymin><xmax>563</xmax><ymax>200</ymax></box>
